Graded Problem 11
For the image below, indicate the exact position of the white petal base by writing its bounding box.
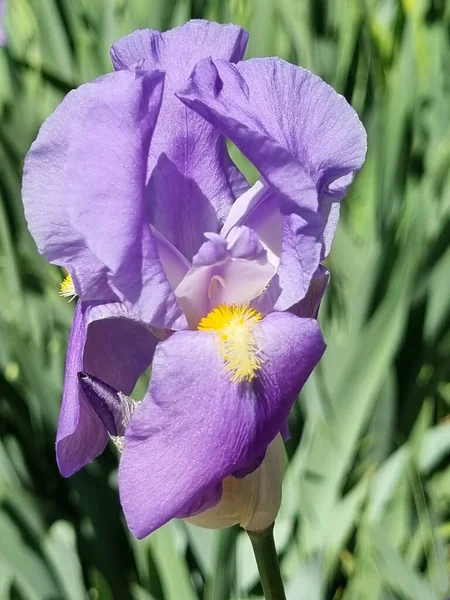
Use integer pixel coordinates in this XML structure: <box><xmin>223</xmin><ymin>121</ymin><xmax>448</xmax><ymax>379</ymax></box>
<box><xmin>185</xmin><ymin>434</ymin><xmax>284</xmax><ymax>532</ymax></box>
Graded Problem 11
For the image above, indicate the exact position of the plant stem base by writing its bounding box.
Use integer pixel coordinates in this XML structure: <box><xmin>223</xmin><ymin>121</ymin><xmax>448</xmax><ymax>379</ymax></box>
<box><xmin>247</xmin><ymin>524</ymin><xmax>287</xmax><ymax>600</ymax></box>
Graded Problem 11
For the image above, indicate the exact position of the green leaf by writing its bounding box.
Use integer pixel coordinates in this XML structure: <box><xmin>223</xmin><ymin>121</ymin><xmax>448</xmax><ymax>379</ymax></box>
<box><xmin>149</xmin><ymin>524</ymin><xmax>197</xmax><ymax>600</ymax></box>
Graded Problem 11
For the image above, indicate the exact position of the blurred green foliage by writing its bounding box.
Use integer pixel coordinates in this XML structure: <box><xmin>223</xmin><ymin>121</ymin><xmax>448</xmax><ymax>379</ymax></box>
<box><xmin>1</xmin><ymin>0</ymin><xmax>450</xmax><ymax>598</ymax></box>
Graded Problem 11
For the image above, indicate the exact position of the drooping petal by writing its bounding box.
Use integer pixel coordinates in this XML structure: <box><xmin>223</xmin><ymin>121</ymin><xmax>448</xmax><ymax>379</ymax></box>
<box><xmin>177</xmin><ymin>56</ymin><xmax>367</xmax><ymax>256</ymax></box>
<box><xmin>111</xmin><ymin>21</ymin><xmax>250</xmax><ymax>260</ymax></box>
<box><xmin>186</xmin><ymin>434</ymin><xmax>284</xmax><ymax>531</ymax></box>
<box><xmin>56</xmin><ymin>303</ymin><xmax>107</xmax><ymax>477</ymax></box>
<box><xmin>56</xmin><ymin>303</ymin><xmax>157</xmax><ymax>477</ymax></box>
<box><xmin>119</xmin><ymin>311</ymin><xmax>325</xmax><ymax>538</ymax></box>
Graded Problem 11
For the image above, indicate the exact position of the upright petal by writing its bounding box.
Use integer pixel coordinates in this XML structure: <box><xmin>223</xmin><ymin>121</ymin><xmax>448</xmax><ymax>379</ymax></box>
<box><xmin>151</xmin><ymin>225</ymin><xmax>190</xmax><ymax>292</ymax></box>
<box><xmin>111</xmin><ymin>21</ymin><xmax>250</xmax><ymax>260</ymax></box>
<box><xmin>274</xmin><ymin>213</ymin><xmax>322</xmax><ymax>311</ymax></box>
<box><xmin>23</xmin><ymin>68</ymin><xmax>184</xmax><ymax>327</ymax></box>
<box><xmin>23</xmin><ymin>69</ymin><xmax>161</xmax><ymax>297</ymax></box>
<box><xmin>119</xmin><ymin>311</ymin><xmax>324</xmax><ymax>538</ymax></box>
<box><xmin>177</xmin><ymin>56</ymin><xmax>367</xmax><ymax>256</ymax></box>
<box><xmin>110</xmin><ymin>21</ymin><xmax>248</xmax><ymax>72</ymax></box>
<box><xmin>64</xmin><ymin>71</ymin><xmax>164</xmax><ymax>277</ymax></box>
<box><xmin>57</xmin><ymin>303</ymin><xmax>158</xmax><ymax>477</ymax></box>
<box><xmin>220</xmin><ymin>181</ymin><xmax>323</xmax><ymax>310</ymax></box>
<box><xmin>221</xmin><ymin>181</ymin><xmax>282</xmax><ymax>270</ymax></box>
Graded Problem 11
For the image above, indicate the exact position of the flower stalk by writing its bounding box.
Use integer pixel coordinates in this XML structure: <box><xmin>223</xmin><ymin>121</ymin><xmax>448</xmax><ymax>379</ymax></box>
<box><xmin>247</xmin><ymin>524</ymin><xmax>286</xmax><ymax>600</ymax></box>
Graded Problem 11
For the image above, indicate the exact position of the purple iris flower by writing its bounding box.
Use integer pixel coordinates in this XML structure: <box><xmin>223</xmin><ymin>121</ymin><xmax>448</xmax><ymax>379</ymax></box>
<box><xmin>22</xmin><ymin>20</ymin><xmax>366</xmax><ymax>538</ymax></box>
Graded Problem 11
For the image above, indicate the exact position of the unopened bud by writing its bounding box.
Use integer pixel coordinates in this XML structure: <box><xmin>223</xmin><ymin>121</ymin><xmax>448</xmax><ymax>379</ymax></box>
<box><xmin>78</xmin><ymin>372</ymin><xmax>136</xmax><ymax>450</ymax></box>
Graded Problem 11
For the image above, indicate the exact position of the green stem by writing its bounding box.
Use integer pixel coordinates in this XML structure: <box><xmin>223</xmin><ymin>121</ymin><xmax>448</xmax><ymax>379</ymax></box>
<box><xmin>247</xmin><ymin>524</ymin><xmax>287</xmax><ymax>600</ymax></box>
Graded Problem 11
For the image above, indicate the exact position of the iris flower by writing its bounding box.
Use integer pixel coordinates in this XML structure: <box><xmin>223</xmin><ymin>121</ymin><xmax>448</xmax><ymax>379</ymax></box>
<box><xmin>22</xmin><ymin>20</ymin><xmax>366</xmax><ymax>538</ymax></box>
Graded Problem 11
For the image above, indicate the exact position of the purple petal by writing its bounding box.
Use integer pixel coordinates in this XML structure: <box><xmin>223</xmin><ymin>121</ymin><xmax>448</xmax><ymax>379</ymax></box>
<box><xmin>23</xmin><ymin>68</ymin><xmax>184</xmax><ymax>328</ymax></box>
<box><xmin>151</xmin><ymin>225</ymin><xmax>190</xmax><ymax>292</ymax></box>
<box><xmin>78</xmin><ymin>372</ymin><xmax>136</xmax><ymax>437</ymax></box>
<box><xmin>119</xmin><ymin>311</ymin><xmax>325</xmax><ymax>538</ymax></box>
<box><xmin>174</xmin><ymin>229</ymin><xmax>275</xmax><ymax>327</ymax></box>
<box><xmin>110</xmin><ymin>21</ymin><xmax>248</xmax><ymax>72</ymax></box>
<box><xmin>253</xmin><ymin>213</ymin><xmax>323</xmax><ymax>313</ymax></box>
<box><xmin>255</xmin><ymin>312</ymin><xmax>325</xmax><ymax>422</ymax></box>
<box><xmin>192</xmin><ymin>233</ymin><xmax>229</xmax><ymax>267</ymax></box>
<box><xmin>111</xmin><ymin>21</ymin><xmax>250</xmax><ymax>260</ymax></box>
<box><xmin>57</xmin><ymin>302</ymin><xmax>158</xmax><ymax>477</ymax></box>
<box><xmin>22</xmin><ymin>74</ymin><xmax>140</xmax><ymax>301</ymax></box>
<box><xmin>291</xmin><ymin>265</ymin><xmax>330</xmax><ymax>318</ymax></box>
<box><xmin>77</xmin><ymin>373</ymin><xmax>121</xmax><ymax>437</ymax></box>
<box><xmin>56</xmin><ymin>304</ymin><xmax>107</xmax><ymax>477</ymax></box>
<box><xmin>226</xmin><ymin>226</ymin><xmax>266</xmax><ymax>261</ymax></box>
<box><xmin>22</xmin><ymin>71</ymin><xmax>152</xmax><ymax>296</ymax></box>
<box><xmin>177</xmin><ymin>56</ymin><xmax>367</xmax><ymax>256</ymax></box>
<box><xmin>274</xmin><ymin>213</ymin><xmax>322</xmax><ymax>311</ymax></box>
<box><xmin>64</xmin><ymin>71</ymin><xmax>163</xmax><ymax>276</ymax></box>
<box><xmin>221</xmin><ymin>181</ymin><xmax>282</xmax><ymax>269</ymax></box>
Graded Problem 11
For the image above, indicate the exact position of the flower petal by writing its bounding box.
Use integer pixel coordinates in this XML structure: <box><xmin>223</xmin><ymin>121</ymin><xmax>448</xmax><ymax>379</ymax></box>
<box><xmin>56</xmin><ymin>302</ymin><xmax>157</xmax><ymax>477</ymax></box>
<box><xmin>220</xmin><ymin>182</ymin><xmax>323</xmax><ymax>311</ymax></box>
<box><xmin>119</xmin><ymin>311</ymin><xmax>324</xmax><ymax>538</ymax></box>
<box><xmin>23</xmin><ymin>68</ymin><xmax>184</xmax><ymax>328</ymax></box>
<box><xmin>177</xmin><ymin>56</ymin><xmax>367</xmax><ymax>256</ymax></box>
<box><xmin>275</xmin><ymin>213</ymin><xmax>322</xmax><ymax>311</ymax></box>
<box><xmin>291</xmin><ymin>265</ymin><xmax>330</xmax><ymax>318</ymax></box>
<box><xmin>174</xmin><ymin>229</ymin><xmax>275</xmax><ymax>327</ymax></box>
<box><xmin>77</xmin><ymin>372</ymin><xmax>137</xmax><ymax>437</ymax></box>
<box><xmin>251</xmin><ymin>214</ymin><xmax>324</xmax><ymax>314</ymax></box>
<box><xmin>151</xmin><ymin>225</ymin><xmax>191</xmax><ymax>292</ymax></box>
<box><xmin>111</xmin><ymin>21</ymin><xmax>250</xmax><ymax>260</ymax></box>
<box><xmin>64</xmin><ymin>71</ymin><xmax>163</xmax><ymax>276</ymax></box>
<box><xmin>221</xmin><ymin>181</ymin><xmax>282</xmax><ymax>269</ymax></box>
<box><xmin>186</xmin><ymin>434</ymin><xmax>284</xmax><ymax>531</ymax></box>
<box><xmin>110</xmin><ymin>21</ymin><xmax>248</xmax><ymax>72</ymax></box>
<box><xmin>22</xmin><ymin>71</ymin><xmax>151</xmax><ymax>291</ymax></box>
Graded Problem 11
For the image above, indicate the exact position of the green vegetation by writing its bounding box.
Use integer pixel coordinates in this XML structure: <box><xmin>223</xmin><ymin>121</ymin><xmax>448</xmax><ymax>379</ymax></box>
<box><xmin>1</xmin><ymin>1</ymin><xmax>450</xmax><ymax>598</ymax></box>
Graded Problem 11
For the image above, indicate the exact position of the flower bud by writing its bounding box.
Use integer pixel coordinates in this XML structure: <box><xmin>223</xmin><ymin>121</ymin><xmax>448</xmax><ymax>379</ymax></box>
<box><xmin>186</xmin><ymin>434</ymin><xmax>284</xmax><ymax>532</ymax></box>
<box><xmin>78</xmin><ymin>372</ymin><xmax>136</xmax><ymax>451</ymax></box>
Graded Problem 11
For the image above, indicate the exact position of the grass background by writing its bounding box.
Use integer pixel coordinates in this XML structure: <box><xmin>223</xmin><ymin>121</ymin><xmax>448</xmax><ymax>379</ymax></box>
<box><xmin>1</xmin><ymin>0</ymin><xmax>450</xmax><ymax>598</ymax></box>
